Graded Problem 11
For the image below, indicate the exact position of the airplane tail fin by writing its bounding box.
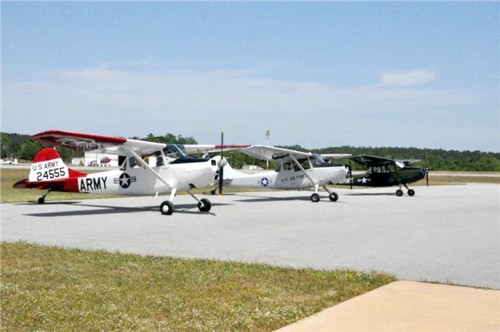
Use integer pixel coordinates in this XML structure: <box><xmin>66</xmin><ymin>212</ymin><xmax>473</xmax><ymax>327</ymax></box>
<box><xmin>13</xmin><ymin>148</ymin><xmax>86</xmax><ymax>189</ymax></box>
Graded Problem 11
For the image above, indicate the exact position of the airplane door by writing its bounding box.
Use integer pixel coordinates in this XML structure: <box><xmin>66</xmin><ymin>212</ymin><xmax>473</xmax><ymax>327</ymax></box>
<box><xmin>120</xmin><ymin>156</ymin><xmax>156</xmax><ymax>193</ymax></box>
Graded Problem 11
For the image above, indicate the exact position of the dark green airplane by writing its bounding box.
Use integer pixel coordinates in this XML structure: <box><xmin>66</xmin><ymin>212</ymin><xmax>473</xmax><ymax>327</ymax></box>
<box><xmin>342</xmin><ymin>155</ymin><xmax>429</xmax><ymax>196</ymax></box>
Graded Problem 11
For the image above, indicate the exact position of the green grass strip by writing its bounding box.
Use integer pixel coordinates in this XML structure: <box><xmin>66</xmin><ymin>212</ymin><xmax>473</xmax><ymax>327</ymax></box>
<box><xmin>1</xmin><ymin>242</ymin><xmax>394</xmax><ymax>331</ymax></box>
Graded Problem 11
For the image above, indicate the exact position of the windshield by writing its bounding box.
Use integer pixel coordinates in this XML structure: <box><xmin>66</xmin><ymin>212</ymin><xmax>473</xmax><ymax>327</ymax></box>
<box><xmin>164</xmin><ymin>144</ymin><xmax>187</xmax><ymax>159</ymax></box>
<box><xmin>311</xmin><ymin>154</ymin><xmax>326</xmax><ymax>167</ymax></box>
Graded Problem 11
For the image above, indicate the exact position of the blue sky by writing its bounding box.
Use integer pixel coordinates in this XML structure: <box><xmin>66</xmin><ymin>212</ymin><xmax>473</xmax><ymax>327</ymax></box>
<box><xmin>2</xmin><ymin>2</ymin><xmax>499</xmax><ymax>151</ymax></box>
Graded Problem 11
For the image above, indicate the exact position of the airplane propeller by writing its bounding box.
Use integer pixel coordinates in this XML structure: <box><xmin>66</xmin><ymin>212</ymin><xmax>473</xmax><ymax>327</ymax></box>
<box><xmin>422</xmin><ymin>152</ymin><xmax>430</xmax><ymax>187</ymax></box>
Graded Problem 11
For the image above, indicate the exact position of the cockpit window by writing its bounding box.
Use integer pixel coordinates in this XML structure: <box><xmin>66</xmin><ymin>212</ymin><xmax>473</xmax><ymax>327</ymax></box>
<box><xmin>280</xmin><ymin>159</ymin><xmax>311</xmax><ymax>171</ymax></box>
<box><xmin>163</xmin><ymin>144</ymin><xmax>187</xmax><ymax>159</ymax></box>
<box><xmin>311</xmin><ymin>154</ymin><xmax>326</xmax><ymax>167</ymax></box>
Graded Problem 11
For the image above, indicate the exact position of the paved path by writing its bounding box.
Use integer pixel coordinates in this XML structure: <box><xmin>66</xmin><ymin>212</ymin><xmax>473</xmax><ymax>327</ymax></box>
<box><xmin>275</xmin><ymin>281</ymin><xmax>500</xmax><ymax>332</ymax></box>
<box><xmin>2</xmin><ymin>184</ymin><xmax>499</xmax><ymax>289</ymax></box>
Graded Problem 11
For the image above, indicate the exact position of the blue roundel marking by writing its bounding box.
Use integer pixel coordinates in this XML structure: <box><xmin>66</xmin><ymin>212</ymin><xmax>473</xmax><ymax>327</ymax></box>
<box><xmin>119</xmin><ymin>173</ymin><xmax>132</xmax><ymax>189</ymax></box>
<box><xmin>260</xmin><ymin>177</ymin><xmax>270</xmax><ymax>187</ymax></box>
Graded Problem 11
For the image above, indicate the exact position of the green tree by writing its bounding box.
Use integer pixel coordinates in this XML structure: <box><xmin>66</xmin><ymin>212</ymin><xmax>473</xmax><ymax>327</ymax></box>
<box><xmin>0</xmin><ymin>133</ymin><xmax>11</xmax><ymax>158</ymax></box>
<box><xmin>19</xmin><ymin>141</ymin><xmax>44</xmax><ymax>160</ymax></box>
<box><xmin>143</xmin><ymin>133</ymin><xmax>197</xmax><ymax>144</ymax></box>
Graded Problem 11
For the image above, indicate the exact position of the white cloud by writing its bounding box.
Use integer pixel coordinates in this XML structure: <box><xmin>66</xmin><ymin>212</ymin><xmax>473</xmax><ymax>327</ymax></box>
<box><xmin>2</xmin><ymin>66</ymin><xmax>495</xmax><ymax>151</ymax></box>
<box><xmin>380</xmin><ymin>70</ymin><xmax>436</xmax><ymax>86</ymax></box>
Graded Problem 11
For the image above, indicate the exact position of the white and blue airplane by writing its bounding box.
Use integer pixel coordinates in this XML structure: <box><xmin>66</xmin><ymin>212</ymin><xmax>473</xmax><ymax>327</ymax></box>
<box><xmin>211</xmin><ymin>145</ymin><xmax>350</xmax><ymax>202</ymax></box>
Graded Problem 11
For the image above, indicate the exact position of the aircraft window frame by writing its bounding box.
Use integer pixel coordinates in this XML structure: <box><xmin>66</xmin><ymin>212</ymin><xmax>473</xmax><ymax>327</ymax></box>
<box><xmin>119</xmin><ymin>157</ymin><xmax>127</xmax><ymax>171</ymax></box>
<box><xmin>163</xmin><ymin>144</ymin><xmax>187</xmax><ymax>160</ymax></box>
<box><xmin>152</xmin><ymin>150</ymin><xmax>166</xmax><ymax>167</ymax></box>
<box><xmin>282</xmin><ymin>161</ymin><xmax>293</xmax><ymax>171</ymax></box>
<box><xmin>310</xmin><ymin>154</ymin><xmax>326</xmax><ymax>167</ymax></box>
<box><xmin>300</xmin><ymin>158</ymin><xmax>311</xmax><ymax>170</ymax></box>
<box><xmin>129</xmin><ymin>156</ymin><xmax>141</xmax><ymax>168</ymax></box>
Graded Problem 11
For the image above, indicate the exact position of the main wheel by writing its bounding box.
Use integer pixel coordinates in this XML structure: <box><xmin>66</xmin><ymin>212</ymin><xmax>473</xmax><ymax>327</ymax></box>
<box><xmin>198</xmin><ymin>198</ymin><xmax>212</xmax><ymax>212</ymax></box>
<box><xmin>310</xmin><ymin>193</ymin><xmax>320</xmax><ymax>203</ymax></box>
<box><xmin>160</xmin><ymin>201</ymin><xmax>174</xmax><ymax>215</ymax></box>
<box><xmin>408</xmin><ymin>189</ymin><xmax>415</xmax><ymax>196</ymax></box>
<box><xmin>396</xmin><ymin>189</ymin><xmax>404</xmax><ymax>197</ymax></box>
<box><xmin>329</xmin><ymin>192</ymin><xmax>339</xmax><ymax>202</ymax></box>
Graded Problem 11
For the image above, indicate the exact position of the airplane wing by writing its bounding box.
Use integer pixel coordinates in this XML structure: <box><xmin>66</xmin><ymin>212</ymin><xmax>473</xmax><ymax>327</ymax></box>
<box><xmin>352</xmin><ymin>155</ymin><xmax>422</xmax><ymax>168</ymax></box>
<box><xmin>321</xmin><ymin>153</ymin><xmax>352</xmax><ymax>160</ymax></box>
<box><xmin>183</xmin><ymin>144</ymin><xmax>249</xmax><ymax>156</ymax></box>
<box><xmin>240</xmin><ymin>145</ymin><xmax>313</xmax><ymax>161</ymax></box>
<box><xmin>352</xmin><ymin>155</ymin><xmax>397</xmax><ymax>167</ymax></box>
<box><xmin>32</xmin><ymin>130</ymin><xmax>166</xmax><ymax>156</ymax></box>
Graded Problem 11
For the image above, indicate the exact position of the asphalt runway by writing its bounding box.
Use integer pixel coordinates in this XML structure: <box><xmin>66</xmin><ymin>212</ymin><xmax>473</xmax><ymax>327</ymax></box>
<box><xmin>2</xmin><ymin>184</ymin><xmax>499</xmax><ymax>289</ymax></box>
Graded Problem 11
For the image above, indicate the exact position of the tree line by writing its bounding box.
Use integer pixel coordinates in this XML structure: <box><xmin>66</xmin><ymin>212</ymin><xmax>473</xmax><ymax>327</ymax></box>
<box><xmin>1</xmin><ymin>132</ymin><xmax>499</xmax><ymax>172</ymax></box>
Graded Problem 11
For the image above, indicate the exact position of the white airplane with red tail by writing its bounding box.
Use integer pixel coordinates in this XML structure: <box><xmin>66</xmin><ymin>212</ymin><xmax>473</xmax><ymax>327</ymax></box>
<box><xmin>13</xmin><ymin>130</ymin><xmax>245</xmax><ymax>215</ymax></box>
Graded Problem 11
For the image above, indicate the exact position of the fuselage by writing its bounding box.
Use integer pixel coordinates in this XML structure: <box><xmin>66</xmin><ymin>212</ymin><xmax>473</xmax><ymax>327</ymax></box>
<box><xmin>75</xmin><ymin>158</ymin><xmax>217</xmax><ymax>195</ymax></box>
<box><xmin>350</xmin><ymin>167</ymin><xmax>426</xmax><ymax>187</ymax></box>
<box><xmin>222</xmin><ymin>162</ymin><xmax>348</xmax><ymax>190</ymax></box>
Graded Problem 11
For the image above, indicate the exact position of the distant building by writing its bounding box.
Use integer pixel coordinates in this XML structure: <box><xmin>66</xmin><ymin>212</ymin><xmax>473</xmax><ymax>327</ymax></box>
<box><xmin>0</xmin><ymin>158</ymin><xmax>18</xmax><ymax>165</ymax></box>
<box><xmin>242</xmin><ymin>164</ymin><xmax>263</xmax><ymax>171</ymax></box>
<box><xmin>84</xmin><ymin>151</ymin><xmax>119</xmax><ymax>167</ymax></box>
<box><xmin>71</xmin><ymin>158</ymin><xmax>84</xmax><ymax>166</ymax></box>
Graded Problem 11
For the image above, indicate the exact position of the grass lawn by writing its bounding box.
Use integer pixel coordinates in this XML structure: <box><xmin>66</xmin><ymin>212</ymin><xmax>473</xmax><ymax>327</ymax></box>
<box><xmin>1</xmin><ymin>242</ymin><xmax>394</xmax><ymax>331</ymax></box>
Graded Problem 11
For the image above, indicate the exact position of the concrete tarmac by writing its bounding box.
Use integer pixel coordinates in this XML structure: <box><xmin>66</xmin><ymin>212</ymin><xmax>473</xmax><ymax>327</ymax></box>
<box><xmin>1</xmin><ymin>183</ymin><xmax>499</xmax><ymax>289</ymax></box>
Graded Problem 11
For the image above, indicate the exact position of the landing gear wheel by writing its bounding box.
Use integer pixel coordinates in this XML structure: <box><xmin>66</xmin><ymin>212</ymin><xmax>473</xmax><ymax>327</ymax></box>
<box><xmin>310</xmin><ymin>193</ymin><xmax>320</xmax><ymax>203</ymax></box>
<box><xmin>329</xmin><ymin>192</ymin><xmax>339</xmax><ymax>202</ymax></box>
<box><xmin>198</xmin><ymin>198</ymin><xmax>212</xmax><ymax>212</ymax></box>
<box><xmin>160</xmin><ymin>201</ymin><xmax>174</xmax><ymax>215</ymax></box>
<box><xmin>408</xmin><ymin>189</ymin><xmax>415</xmax><ymax>196</ymax></box>
<box><xmin>37</xmin><ymin>197</ymin><xmax>45</xmax><ymax>204</ymax></box>
<box><xmin>396</xmin><ymin>189</ymin><xmax>404</xmax><ymax>197</ymax></box>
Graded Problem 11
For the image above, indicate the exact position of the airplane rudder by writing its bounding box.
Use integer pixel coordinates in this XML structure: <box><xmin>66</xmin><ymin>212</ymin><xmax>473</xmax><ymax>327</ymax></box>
<box><xmin>29</xmin><ymin>148</ymin><xmax>80</xmax><ymax>182</ymax></box>
<box><xmin>33</xmin><ymin>147</ymin><xmax>63</xmax><ymax>163</ymax></box>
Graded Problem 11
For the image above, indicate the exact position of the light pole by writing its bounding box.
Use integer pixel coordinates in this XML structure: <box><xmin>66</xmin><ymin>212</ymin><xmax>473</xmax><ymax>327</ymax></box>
<box><xmin>265</xmin><ymin>130</ymin><xmax>271</xmax><ymax>169</ymax></box>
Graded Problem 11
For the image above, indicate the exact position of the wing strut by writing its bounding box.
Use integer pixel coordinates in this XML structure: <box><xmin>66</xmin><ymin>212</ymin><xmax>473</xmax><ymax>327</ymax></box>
<box><xmin>124</xmin><ymin>146</ymin><xmax>211</xmax><ymax>212</ymax></box>
<box><xmin>289</xmin><ymin>155</ymin><xmax>319</xmax><ymax>192</ymax></box>
<box><xmin>123</xmin><ymin>146</ymin><xmax>173</xmax><ymax>190</ymax></box>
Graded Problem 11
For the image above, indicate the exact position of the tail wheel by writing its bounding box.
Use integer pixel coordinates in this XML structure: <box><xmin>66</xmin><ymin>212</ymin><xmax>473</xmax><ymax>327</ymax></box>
<box><xmin>310</xmin><ymin>193</ymin><xmax>320</xmax><ymax>203</ymax></box>
<box><xmin>37</xmin><ymin>197</ymin><xmax>45</xmax><ymax>204</ymax></box>
<box><xmin>160</xmin><ymin>201</ymin><xmax>174</xmax><ymax>215</ymax></box>
<box><xmin>198</xmin><ymin>198</ymin><xmax>212</xmax><ymax>212</ymax></box>
<box><xmin>329</xmin><ymin>192</ymin><xmax>339</xmax><ymax>202</ymax></box>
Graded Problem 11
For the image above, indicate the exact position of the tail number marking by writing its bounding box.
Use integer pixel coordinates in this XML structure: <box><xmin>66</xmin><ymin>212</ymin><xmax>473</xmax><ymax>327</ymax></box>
<box><xmin>29</xmin><ymin>158</ymin><xmax>69</xmax><ymax>182</ymax></box>
<box><xmin>36</xmin><ymin>167</ymin><xmax>67</xmax><ymax>181</ymax></box>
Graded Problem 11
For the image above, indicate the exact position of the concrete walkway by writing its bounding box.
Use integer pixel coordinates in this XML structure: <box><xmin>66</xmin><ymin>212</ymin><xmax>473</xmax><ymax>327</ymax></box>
<box><xmin>275</xmin><ymin>281</ymin><xmax>500</xmax><ymax>332</ymax></box>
